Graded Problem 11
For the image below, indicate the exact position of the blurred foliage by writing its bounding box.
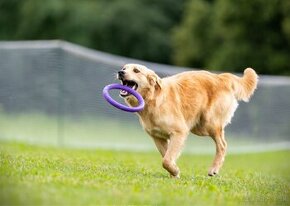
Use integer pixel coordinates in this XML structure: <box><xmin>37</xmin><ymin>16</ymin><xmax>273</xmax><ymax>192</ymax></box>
<box><xmin>0</xmin><ymin>0</ymin><xmax>185</xmax><ymax>64</ymax></box>
<box><xmin>0</xmin><ymin>0</ymin><xmax>289</xmax><ymax>74</ymax></box>
<box><xmin>173</xmin><ymin>0</ymin><xmax>290</xmax><ymax>74</ymax></box>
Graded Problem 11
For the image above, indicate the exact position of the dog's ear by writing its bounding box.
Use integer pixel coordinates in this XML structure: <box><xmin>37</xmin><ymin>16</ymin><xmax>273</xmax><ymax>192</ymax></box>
<box><xmin>156</xmin><ymin>77</ymin><xmax>162</xmax><ymax>89</ymax></box>
<box><xmin>147</xmin><ymin>73</ymin><xmax>162</xmax><ymax>90</ymax></box>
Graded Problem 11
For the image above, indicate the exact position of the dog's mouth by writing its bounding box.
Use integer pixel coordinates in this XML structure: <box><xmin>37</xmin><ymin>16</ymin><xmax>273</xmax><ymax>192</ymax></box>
<box><xmin>120</xmin><ymin>79</ymin><xmax>138</xmax><ymax>97</ymax></box>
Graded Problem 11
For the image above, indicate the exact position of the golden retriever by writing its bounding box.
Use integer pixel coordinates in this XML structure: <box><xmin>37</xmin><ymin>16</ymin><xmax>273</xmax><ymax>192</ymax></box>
<box><xmin>117</xmin><ymin>63</ymin><xmax>258</xmax><ymax>178</ymax></box>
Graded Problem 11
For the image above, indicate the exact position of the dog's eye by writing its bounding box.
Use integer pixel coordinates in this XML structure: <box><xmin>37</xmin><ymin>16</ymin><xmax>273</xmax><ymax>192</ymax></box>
<box><xmin>133</xmin><ymin>68</ymin><xmax>140</xmax><ymax>73</ymax></box>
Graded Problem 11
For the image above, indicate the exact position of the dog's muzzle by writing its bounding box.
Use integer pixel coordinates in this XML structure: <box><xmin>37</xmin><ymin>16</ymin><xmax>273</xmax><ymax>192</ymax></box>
<box><xmin>117</xmin><ymin>71</ymin><xmax>138</xmax><ymax>97</ymax></box>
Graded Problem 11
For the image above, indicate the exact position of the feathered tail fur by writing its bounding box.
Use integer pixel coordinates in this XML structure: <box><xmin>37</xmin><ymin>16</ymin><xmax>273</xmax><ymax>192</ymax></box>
<box><xmin>233</xmin><ymin>68</ymin><xmax>258</xmax><ymax>102</ymax></box>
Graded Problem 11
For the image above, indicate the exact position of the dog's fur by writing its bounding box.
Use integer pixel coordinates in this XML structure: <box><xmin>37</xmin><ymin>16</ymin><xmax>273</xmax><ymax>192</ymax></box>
<box><xmin>118</xmin><ymin>63</ymin><xmax>258</xmax><ymax>177</ymax></box>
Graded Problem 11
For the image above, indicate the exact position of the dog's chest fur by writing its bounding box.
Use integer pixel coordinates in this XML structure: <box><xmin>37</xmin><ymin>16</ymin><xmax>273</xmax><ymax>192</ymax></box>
<box><xmin>138</xmin><ymin>108</ymin><xmax>176</xmax><ymax>140</ymax></box>
<box><xmin>126</xmin><ymin>88</ymin><xmax>184</xmax><ymax>140</ymax></box>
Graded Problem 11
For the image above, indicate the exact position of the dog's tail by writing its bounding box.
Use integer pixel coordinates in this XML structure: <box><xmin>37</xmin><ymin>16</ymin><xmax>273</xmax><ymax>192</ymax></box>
<box><xmin>232</xmin><ymin>68</ymin><xmax>258</xmax><ymax>102</ymax></box>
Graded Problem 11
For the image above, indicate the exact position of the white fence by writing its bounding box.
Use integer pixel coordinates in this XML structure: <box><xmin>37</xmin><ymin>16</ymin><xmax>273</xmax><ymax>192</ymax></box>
<box><xmin>0</xmin><ymin>40</ymin><xmax>289</xmax><ymax>153</ymax></box>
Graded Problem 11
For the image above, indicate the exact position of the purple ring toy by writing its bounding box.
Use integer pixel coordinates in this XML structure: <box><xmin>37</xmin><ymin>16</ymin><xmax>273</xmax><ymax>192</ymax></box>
<box><xmin>102</xmin><ymin>83</ymin><xmax>145</xmax><ymax>112</ymax></box>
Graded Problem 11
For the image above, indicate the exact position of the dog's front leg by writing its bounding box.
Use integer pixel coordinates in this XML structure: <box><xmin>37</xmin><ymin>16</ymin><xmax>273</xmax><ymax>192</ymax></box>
<box><xmin>152</xmin><ymin>137</ymin><xmax>168</xmax><ymax>157</ymax></box>
<box><xmin>162</xmin><ymin>132</ymin><xmax>188</xmax><ymax>178</ymax></box>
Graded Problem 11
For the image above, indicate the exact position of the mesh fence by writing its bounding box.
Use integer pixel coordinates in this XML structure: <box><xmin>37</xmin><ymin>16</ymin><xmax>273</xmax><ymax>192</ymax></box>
<box><xmin>0</xmin><ymin>40</ymin><xmax>289</xmax><ymax>153</ymax></box>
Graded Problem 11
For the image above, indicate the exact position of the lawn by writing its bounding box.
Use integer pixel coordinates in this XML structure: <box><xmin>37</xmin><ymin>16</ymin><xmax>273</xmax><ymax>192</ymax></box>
<box><xmin>0</xmin><ymin>142</ymin><xmax>289</xmax><ymax>205</ymax></box>
<box><xmin>1</xmin><ymin>112</ymin><xmax>288</xmax><ymax>154</ymax></box>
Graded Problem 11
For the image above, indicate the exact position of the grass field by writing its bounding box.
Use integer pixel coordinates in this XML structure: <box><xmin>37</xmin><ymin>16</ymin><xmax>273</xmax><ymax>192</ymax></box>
<box><xmin>0</xmin><ymin>142</ymin><xmax>289</xmax><ymax>205</ymax></box>
<box><xmin>1</xmin><ymin>112</ymin><xmax>287</xmax><ymax>154</ymax></box>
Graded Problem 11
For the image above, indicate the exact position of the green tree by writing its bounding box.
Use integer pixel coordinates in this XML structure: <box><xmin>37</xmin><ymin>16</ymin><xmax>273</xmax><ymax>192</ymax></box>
<box><xmin>173</xmin><ymin>0</ymin><xmax>290</xmax><ymax>75</ymax></box>
<box><xmin>0</xmin><ymin>0</ymin><xmax>185</xmax><ymax>64</ymax></box>
<box><xmin>172</xmin><ymin>0</ymin><xmax>214</xmax><ymax>68</ymax></box>
<box><xmin>0</xmin><ymin>0</ymin><xmax>23</xmax><ymax>39</ymax></box>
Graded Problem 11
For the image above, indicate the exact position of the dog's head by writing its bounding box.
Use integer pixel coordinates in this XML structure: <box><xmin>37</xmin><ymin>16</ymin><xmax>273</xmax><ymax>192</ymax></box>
<box><xmin>117</xmin><ymin>64</ymin><xmax>162</xmax><ymax>99</ymax></box>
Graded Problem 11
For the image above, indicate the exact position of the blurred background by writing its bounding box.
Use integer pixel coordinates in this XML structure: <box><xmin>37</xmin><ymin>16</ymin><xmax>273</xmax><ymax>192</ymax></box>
<box><xmin>0</xmin><ymin>0</ymin><xmax>289</xmax><ymax>153</ymax></box>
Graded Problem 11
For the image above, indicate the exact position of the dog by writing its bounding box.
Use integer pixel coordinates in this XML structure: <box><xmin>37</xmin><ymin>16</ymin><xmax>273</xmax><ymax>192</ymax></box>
<box><xmin>117</xmin><ymin>63</ymin><xmax>258</xmax><ymax>178</ymax></box>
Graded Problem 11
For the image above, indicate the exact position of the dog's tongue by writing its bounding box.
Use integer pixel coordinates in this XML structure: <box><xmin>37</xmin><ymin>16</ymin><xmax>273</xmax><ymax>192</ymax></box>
<box><xmin>120</xmin><ymin>90</ymin><xmax>128</xmax><ymax>96</ymax></box>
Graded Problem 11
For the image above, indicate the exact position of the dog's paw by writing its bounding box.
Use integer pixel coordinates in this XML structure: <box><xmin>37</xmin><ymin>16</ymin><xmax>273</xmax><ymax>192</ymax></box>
<box><xmin>208</xmin><ymin>167</ymin><xmax>219</xmax><ymax>176</ymax></box>
<box><xmin>170</xmin><ymin>173</ymin><xmax>180</xmax><ymax>179</ymax></box>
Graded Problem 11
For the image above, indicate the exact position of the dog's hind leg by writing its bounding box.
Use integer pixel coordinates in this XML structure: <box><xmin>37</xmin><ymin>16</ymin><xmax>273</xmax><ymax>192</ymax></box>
<box><xmin>162</xmin><ymin>132</ymin><xmax>188</xmax><ymax>178</ymax></box>
<box><xmin>208</xmin><ymin>127</ymin><xmax>227</xmax><ymax>176</ymax></box>
<box><xmin>152</xmin><ymin>137</ymin><xmax>169</xmax><ymax>157</ymax></box>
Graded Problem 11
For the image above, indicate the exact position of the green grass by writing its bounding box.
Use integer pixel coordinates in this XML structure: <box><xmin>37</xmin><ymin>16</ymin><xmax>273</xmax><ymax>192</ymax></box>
<box><xmin>0</xmin><ymin>112</ymin><xmax>285</xmax><ymax>154</ymax></box>
<box><xmin>0</xmin><ymin>112</ymin><xmax>149</xmax><ymax>147</ymax></box>
<box><xmin>0</xmin><ymin>142</ymin><xmax>289</xmax><ymax>206</ymax></box>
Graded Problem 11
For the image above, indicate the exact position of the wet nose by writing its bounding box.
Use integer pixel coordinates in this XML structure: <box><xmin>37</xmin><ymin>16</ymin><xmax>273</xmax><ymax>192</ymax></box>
<box><xmin>118</xmin><ymin>70</ymin><xmax>125</xmax><ymax>76</ymax></box>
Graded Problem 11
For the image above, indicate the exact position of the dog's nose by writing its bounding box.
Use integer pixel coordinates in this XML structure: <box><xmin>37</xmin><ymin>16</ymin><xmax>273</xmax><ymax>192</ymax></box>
<box><xmin>118</xmin><ymin>71</ymin><xmax>125</xmax><ymax>77</ymax></box>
